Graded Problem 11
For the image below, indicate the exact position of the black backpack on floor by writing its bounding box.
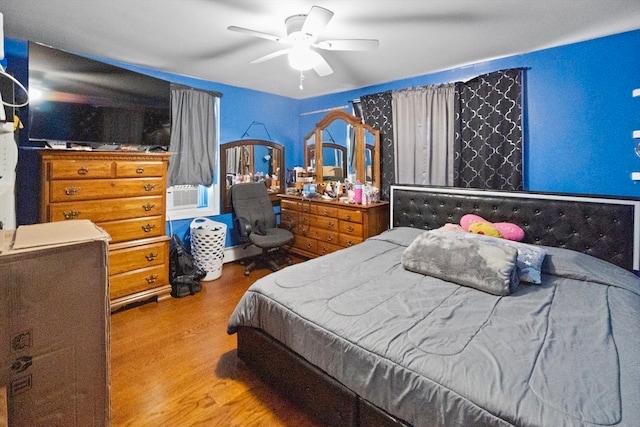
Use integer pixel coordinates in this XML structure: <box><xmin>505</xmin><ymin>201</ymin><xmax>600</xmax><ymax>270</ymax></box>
<box><xmin>169</xmin><ymin>234</ymin><xmax>206</xmax><ymax>298</ymax></box>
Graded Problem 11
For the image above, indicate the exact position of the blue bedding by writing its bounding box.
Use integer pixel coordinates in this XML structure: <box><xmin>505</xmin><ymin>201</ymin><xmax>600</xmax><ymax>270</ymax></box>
<box><xmin>228</xmin><ymin>227</ymin><xmax>640</xmax><ymax>426</ymax></box>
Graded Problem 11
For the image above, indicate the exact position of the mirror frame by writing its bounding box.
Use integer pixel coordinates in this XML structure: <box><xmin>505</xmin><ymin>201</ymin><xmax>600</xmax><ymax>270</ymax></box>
<box><xmin>305</xmin><ymin>110</ymin><xmax>380</xmax><ymax>189</ymax></box>
<box><xmin>220</xmin><ymin>139</ymin><xmax>285</xmax><ymax>214</ymax></box>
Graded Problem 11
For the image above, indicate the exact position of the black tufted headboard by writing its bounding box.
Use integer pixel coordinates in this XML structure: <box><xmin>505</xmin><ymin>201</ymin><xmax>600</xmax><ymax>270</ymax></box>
<box><xmin>390</xmin><ymin>185</ymin><xmax>640</xmax><ymax>272</ymax></box>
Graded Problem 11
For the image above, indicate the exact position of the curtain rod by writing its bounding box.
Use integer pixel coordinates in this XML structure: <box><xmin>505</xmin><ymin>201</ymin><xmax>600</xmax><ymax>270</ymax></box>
<box><xmin>170</xmin><ymin>83</ymin><xmax>223</xmax><ymax>98</ymax></box>
<box><xmin>300</xmin><ymin>105</ymin><xmax>349</xmax><ymax>116</ymax></box>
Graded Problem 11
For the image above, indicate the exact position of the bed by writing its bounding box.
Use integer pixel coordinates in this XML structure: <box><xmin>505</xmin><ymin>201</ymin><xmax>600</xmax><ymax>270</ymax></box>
<box><xmin>227</xmin><ymin>185</ymin><xmax>640</xmax><ymax>427</ymax></box>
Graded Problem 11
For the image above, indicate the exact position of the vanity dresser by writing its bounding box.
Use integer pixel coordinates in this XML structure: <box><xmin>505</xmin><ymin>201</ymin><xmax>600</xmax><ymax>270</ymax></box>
<box><xmin>38</xmin><ymin>150</ymin><xmax>172</xmax><ymax>311</ymax></box>
<box><xmin>280</xmin><ymin>195</ymin><xmax>389</xmax><ymax>258</ymax></box>
<box><xmin>284</xmin><ymin>109</ymin><xmax>389</xmax><ymax>258</ymax></box>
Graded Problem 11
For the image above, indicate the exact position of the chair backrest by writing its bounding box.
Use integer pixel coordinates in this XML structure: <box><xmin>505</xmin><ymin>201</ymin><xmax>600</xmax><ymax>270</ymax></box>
<box><xmin>230</xmin><ymin>182</ymin><xmax>277</xmax><ymax>229</ymax></box>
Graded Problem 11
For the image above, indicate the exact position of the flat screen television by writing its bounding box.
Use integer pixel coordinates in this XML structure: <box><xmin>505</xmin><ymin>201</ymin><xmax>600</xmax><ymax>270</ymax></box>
<box><xmin>28</xmin><ymin>42</ymin><xmax>171</xmax><ymax>149</ymax></box>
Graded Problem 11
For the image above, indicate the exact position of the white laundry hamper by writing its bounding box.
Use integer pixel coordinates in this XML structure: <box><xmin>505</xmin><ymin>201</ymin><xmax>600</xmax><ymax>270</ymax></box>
<box><xmin>190</xmin><ymin>218</ymin><xmax>227</xmax><ymax>281</ymax></box>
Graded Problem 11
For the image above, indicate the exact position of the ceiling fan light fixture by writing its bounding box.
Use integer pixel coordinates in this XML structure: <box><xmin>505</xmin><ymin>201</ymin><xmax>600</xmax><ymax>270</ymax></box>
<box><xmin>288</xmin><ymin>46</ymin><xmax>321</xmax><ymax>71</ymax></box>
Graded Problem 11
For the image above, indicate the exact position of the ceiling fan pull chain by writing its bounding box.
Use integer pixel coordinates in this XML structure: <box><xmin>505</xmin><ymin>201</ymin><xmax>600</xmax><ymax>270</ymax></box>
<box><xmin>299</xmin><ymin>71</ymin><xmax>305</xmax><ymax>90</ymax></box>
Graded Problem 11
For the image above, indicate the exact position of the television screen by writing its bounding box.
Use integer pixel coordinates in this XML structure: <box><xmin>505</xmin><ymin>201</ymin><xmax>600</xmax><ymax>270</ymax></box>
<box><xmin>28</xmin><ymin>42</ymin><xmax>171</xmax><ymax>148</ymax></box>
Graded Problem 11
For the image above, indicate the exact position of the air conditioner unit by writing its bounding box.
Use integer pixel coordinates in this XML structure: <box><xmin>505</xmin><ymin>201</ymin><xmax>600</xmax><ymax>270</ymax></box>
<box><xmin>166</xmin><ymin>185</ymin><xmax>199</xmax><ymax>210</ymax></box>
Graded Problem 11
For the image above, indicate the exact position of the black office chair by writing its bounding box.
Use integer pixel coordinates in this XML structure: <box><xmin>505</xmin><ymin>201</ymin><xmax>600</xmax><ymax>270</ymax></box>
<box><xmin>230</xmin><ymin>182</ymin><xmax>294</xmax><ymax>275</ymax></box>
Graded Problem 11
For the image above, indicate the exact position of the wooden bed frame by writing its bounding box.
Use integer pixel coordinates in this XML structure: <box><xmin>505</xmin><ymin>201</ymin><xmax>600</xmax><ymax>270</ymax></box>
<box><xmin>236</xmin><ymin>185</ymin><xmax>640</xmax><ymax>427</ymax></box>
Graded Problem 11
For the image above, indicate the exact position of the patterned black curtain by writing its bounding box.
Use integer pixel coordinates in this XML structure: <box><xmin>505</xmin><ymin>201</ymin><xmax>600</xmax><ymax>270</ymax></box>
<box><xmin>358</xmin><ymin>91</ymin><xmax>394</xmax><ymax>200</ymax></box>
<box><xmin>453</xmin><ymin>69</ymin><xmax>523</xmax><ymax>190</ymax></box>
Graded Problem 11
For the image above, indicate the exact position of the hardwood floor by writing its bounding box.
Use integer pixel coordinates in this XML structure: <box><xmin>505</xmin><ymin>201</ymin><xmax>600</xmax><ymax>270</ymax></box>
<box><xmin>110</xmin><ymin>258</ymin><xmax>323</xmax><ymax>427</ymax></box>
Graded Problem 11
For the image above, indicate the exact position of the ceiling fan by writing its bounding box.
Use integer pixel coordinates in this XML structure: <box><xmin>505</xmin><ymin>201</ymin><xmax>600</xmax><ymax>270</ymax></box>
<box><xmin>228</xmin><ymin>5</ymin><xmax>379</xmax><ymax>81</ymax></box>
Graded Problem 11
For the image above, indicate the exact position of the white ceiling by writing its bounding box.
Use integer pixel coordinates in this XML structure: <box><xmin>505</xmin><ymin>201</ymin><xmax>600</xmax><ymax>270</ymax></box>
<box><xmin>1</xmin><ymin>0</ymin><xmax>639</xmax><ymax>99</ymax></box>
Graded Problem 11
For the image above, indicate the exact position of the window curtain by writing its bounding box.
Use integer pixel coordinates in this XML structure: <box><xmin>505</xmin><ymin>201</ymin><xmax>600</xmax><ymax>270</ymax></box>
<box><xmin>167</xmin><ymin>85</ymin><xmax>221</xmax><ymax>187</ymax></box>
<box><xmin>453</xmin><ymin>69</ymin><xmax>523</xmax><ymax>190</ymax></box>
<box><xmin>391</xmin><ymin>84</ymin><xmax>455</xmax><ymax>186</ymax></box>
<box><xmin>356</xmin><ymin>91</ymin><xmax>394</xmax><ymax>200</ymax></box>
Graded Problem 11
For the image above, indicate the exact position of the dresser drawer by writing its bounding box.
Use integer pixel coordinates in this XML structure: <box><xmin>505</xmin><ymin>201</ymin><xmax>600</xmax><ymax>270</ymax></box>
<box><xmin>298</xmin><ymin>224</ymin><xmax>313</xmax><ymax>238</ymax></box>
<box><xmin>311</xmin><ymin>215</ymin><xmax>339</xmax><ymax>232</ymax></box>
<box><xmin>314</xmin><ymin>228</ymin><xmax>339</xmax><ymax>245</ymax></box>
<box><xmin>49</xmin><ymin>177</ymin><xmax>164</xmax><ymax>202</ymax></box>
<box><xmin>109</xmin><ymin>265</ymin><xmax>167</xmax><ymax>300</ymax></box>
<box><xmin>339</xmin><ymin>234</ymin><xmax>363</xmax><ymax>248</ymax></box>
<box><xmin>293</xmin><ymin>234</ymin><xmax>317</xmax><ymax>253</ymax></box>
<box><xmin>48</xmin><ymin>159</ymin><xmax>114</xmax><ymax>179</ymax></box>
<box><xmin>48</xmin><ymin>196</ymin><xmax>164</xmax><ymax>222</ymax></box>
<box><xmin>280</xmin><ymin>199</ymin><xmax>299</xmax><ymax>212</ymax></box>
<box><xmin>313</xmin><ymin>205</ymin><xmax>338</xmax><ymax>218</ymax></box>
<box><xmin>99</xmin><ymin>216</ymin><xmax>165</xmax><ymax>243</ymax></box>
<box><xmin>116</xmin><ymin>161</ymin><xmax>165</xmax><ymax>178</ymax></box>
<box><xmin>338</xmin><ymin>208</ymin><xmax>363</xmax><ymax>224</ymax></box>
<box><xmin>339</xmin><ymin>221</ymin><xmax>363</xmax><ymax>237</ymax></box>
<box><xmin>317</xmin><ymin>241</ymin><xmax>342</xmax><ymax>256</ymax></box>
<box><xmin>280</xmin><ymin>209</ymin><xmax>298</xmax><ymax>232</ymax></box>
<box><xmin>109</xmin><ymin>240</ymin><xmax>168</xmax><ymax>275</ymax></box>
<box><xmin>299</xmin><ymin>213</ymin><xmax>312</xmax><ymax>227</ymax></box>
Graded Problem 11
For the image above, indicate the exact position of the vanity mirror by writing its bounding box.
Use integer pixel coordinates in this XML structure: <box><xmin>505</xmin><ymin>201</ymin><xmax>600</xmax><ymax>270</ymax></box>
<box><xmin>303</xmin><ymin>109</ymin><xmax>380</xmax><ymax>189</ymax></box>
<box><xmin>220</xmin><ymin>139</ymin><xmax>284</xmax><ymax>213</ymax></box>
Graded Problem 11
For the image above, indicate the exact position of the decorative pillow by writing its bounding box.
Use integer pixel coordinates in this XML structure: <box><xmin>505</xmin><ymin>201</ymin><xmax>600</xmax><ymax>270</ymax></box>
<box><xmin>460</xmin><ymin>214</ymin><xmax>487</xmax><ymax>231</ymax></box>
<box><xmin>493</xmin><ymin>222</ymin><xmax>526</xmax><ymax>242</ymax></box>
<box><xmin>460</xmin><ymin>214</ymin><xmax>525</xmax><ymax>241</ymax></box>
<box><xmin>468</xmin><ymin>222</ymin><xmax>503</xmax><ymax>238</ymax></box>
<box><xmin>402</xmin><ymin>231</ymin><xmax>520</xmax><ymax>296</ymax></box>
<box><xmin>430</xmin><ymin>229</ymin><xmax>546</xmax><ymax>284</ymax></box>
<box><xmin>437</xmin><ymin>223</ymin><xmax>465</xmax><ymax>232</ymax></box>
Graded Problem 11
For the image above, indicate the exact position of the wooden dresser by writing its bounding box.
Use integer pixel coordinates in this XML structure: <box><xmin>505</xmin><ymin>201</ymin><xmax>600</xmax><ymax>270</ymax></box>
<box><xmin>38</xmin><ymin>150</ymin><xmax>172</xmax><ymax>311</ymax></box>
<box><xmin>279</xmin><ymin>195</ymin><xmax>389</xmax><ymax>258</ymax></box>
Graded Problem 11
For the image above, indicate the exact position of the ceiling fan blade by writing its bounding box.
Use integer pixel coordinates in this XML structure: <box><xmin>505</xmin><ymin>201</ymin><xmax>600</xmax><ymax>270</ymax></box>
<box><xmin>313</xmin><ymin>54</ymin><xmax>333</xmax><ymax>77</ymax></box>
<box><xmin>249</xmin><ymin>49</ymin><xmax>291</xmax><ymax>64</ymax></box>
<box><xmin>227</xmin><ymin>26</ymin><xmax>289</xmax><ymax>44</ymax></box>
<box><xmin>301</xmin><ymin>6</ymin><xmax>334</xmax><ymax>35</ymax></box>
<box><xmin>315</xmin><ymin>39</ymin><xmax>379</xmax><ymax>51</ymax></box>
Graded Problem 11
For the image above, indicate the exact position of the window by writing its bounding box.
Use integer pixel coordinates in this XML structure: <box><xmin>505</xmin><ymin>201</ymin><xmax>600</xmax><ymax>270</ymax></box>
<box><xmin>165</xmin><ymin>86</ymin><xmax>221</xmax><ymax>220</ymax></box>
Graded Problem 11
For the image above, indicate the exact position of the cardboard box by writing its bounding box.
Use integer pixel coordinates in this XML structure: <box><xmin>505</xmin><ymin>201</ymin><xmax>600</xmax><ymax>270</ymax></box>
<box><xmin>0</xmin><ymin>220</ymin><xmax>110</xmax><ymax>427</ymax></box>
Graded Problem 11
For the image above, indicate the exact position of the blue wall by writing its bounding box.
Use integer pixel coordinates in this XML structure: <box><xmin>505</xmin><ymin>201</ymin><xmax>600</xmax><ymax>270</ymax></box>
<box><xmin>295</xmin><ymin>30</ymin><xmax>640</xmax><ymax>198</ymax></box>
<box><xmin>6</xmin><ymin>29</ymin><xmax>640</xmax><ymax>246</ymax></box>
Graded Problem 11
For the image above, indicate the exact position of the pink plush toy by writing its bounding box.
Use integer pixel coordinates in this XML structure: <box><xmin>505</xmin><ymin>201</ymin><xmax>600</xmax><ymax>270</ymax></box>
<box><xmin>460</xmin><ymin>214</ymin><xmax>525</xmax><ymax>241</ymax></box>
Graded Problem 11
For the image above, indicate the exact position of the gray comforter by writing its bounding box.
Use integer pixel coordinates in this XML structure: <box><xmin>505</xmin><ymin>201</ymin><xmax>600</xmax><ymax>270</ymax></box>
<box><xmin>228</xmin><ymin>227</ymin><xmax>640</xmax><ymax>427</ymax></box>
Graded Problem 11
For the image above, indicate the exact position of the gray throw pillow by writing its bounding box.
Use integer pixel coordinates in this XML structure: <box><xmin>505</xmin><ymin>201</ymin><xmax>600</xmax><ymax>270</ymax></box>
<box><xmin>402</xmin><ymin>231</ymin><xmax>520</xmax><ymax>296</ymax></box>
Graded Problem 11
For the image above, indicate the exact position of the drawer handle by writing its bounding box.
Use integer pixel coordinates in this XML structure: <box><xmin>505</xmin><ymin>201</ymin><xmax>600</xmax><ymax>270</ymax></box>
<box><xmin>77</xmin><ymin>166</ymin><xmax>89</xmax><ymax>175</ymax></box>
<box><xmin>327</xmin><ymin>235</ymin><xmax>334</xmax><ymax>242</ymax></box>
<box><xmin>142</xmin><ymin>224</ymin><xmax>155</xmax><ymax>233</ymax></box>
<box><xmin>143</xmin><ymin>183</ymin><xmax>156</xmax><ymax>191</ymax></box>
<box><xmin>347</xmin><ymin>226</ymin><xmax>354</xmax><ymax>232</ymax></box>
<box><xmin>64</xmin><ymin>186</ymin><xmax>80</xmax><ymax>196</ymax></box>
<box><xmin>142</xmin><ymin>203</ymin><xmax>155</xmax><ymax>211</ymax></box>
<box><xmin>321</xmin><ymin>247</ymin><xmax>328</xmax><ymax>254</ymax></box>
<box><xmin>136</xmin><ymin>167</ymin><xmax>145</xmax><ymax>174</ymax></box>
<box><xmin>145</xmin><ymin>252</ymin><xmax>158</xmax><ymax>261</ymax></box>
<box><xmin>346</xmin><ymin>214</ymin><xmax>352</xmax><ymax>221</ymax></box>
<box><xmin>63</xmin><ymin>210</ymin><xmax>80</xmax><ymax>220</ymax></box>
<box><xmin>305</xmin><ymin>243</ymin><xmax>312</xmax><ymax>249</ymax></box>
<box><xmin>145</xmin><ymin>274</ymin><xmax>158</xmax><ymax>284</ymax></box>
<box><xmin>327</xmin><ymin>222</ymin><xmax>334</xmax><ymax>229</ymax></box>
<box><xmin>323</xmin><ymin>209</ymin><xmax>329</xmax><ymax>216</ymax></box>
<box><xmin>347</xmin><ymin>241</ymin><xmax>355</xmax><ymax>247</ymax></box>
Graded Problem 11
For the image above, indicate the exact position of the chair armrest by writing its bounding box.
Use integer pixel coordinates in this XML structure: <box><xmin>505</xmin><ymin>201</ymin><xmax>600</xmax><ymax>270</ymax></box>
<box><xmin>234</xmin><ymin>216</ymin><xmax>253</xmax><ymax>240</ymax></box>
